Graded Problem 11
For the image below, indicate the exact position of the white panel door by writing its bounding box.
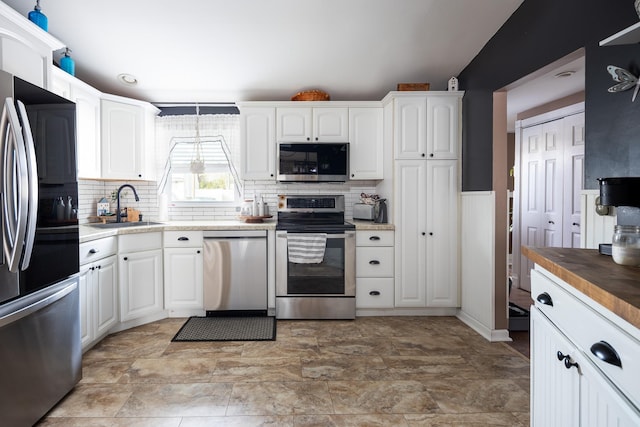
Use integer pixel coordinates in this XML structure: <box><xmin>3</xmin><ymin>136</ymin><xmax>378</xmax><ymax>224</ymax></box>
<box><xmin>313</xmin><ymin>107</ymin><xmax>348</xmax><ymax>142</ymax></box>
<box><xmin>78</xmin><ymin>265</ymin><xmax>93</xmax><ymax>349</ymax></box>
<box><xmin>277</xmin><ymin>107</ymin><xmax>312</xmax><ymax>141</ymax></box>
<box><xmin>74</xmin><ymin>84</ymin><xmax>102</xmax><ymax>179</ymax></box>
<box><xmin>425</xmin><ymin>160</ymin><xmax>459</xmax><ymax>307</ymax></box>
<box><xmin>426</xmin><ymin>96</ymin><xmax>459</xmax><ymax>159</ymax></box>
<box><xmin>164</xmin><ymin>247</ymin><xmax>204</xmax><ymax>311</ymax></box>
<box><xmin>349</xmin><ymin>107</ymin><xmax>383</xmax><ymax>180</ymax></box>
<box><xmin>94</xmin><ymin>255</ymin><xmax>118</xmax><ymax>337</ymax></box>
<box><xmin>541</xmin><ymin>119</ymin><xmax>564</xmax><ymax>248</ymax></box>
<box><xmin>531</xmin><ymin>308</ymin><xmax>580</xmax><ymax>427</ymax></box>
<box><xmin>394</xmin><ymin>97</ymin><xmax>427</xmax><ymax>159</ymax></box>
<box><xmin>563</xmin><ymin>113</ymin><xmax>585</xmax><ymax>248</ymax></box>
<box><xmin>520</xmin><ymin>124</ymin><xmax>543</xmax><ymax>291</ymax></box>
<box><xmin>394</xmin><ymin>160</ymin><xmax>427</xmax><ymax>306</ymax></box>
<box><xmin>119</xmin><ymin>249</ymin><xmax>163</xmax><ymax>322</ymax></box>
<box><xmin>241</xmin><ymin>107</ymin><xmax>276</xmax><ymax>180</ymax></box>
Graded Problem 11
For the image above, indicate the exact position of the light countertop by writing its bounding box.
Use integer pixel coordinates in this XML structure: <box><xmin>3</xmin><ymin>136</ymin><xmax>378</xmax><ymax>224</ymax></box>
<box><xmin>80</xmin><ymin>220</ymin><xmax>394</xmax><ymax>243</ymax></box>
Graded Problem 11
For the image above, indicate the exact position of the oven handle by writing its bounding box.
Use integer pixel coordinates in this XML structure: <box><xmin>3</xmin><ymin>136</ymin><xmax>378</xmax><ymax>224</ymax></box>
<box><xmin>277</xmin><ymin>233</ymin><xmax>354</xmax><ymax>239</ymax></box>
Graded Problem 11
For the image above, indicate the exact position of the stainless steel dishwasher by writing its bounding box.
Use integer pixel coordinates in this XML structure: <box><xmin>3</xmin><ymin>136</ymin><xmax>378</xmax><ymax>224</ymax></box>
<box><xmin>203</xmin><ymin>230</ymin><xmax>268</xmax><ymax>315</ymax></box>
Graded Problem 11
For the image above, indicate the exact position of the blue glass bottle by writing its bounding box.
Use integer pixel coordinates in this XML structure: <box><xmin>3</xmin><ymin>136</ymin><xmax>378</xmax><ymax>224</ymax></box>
<box><xmin>28</xmin><ymin>0</ymin><xmax>48</xmax><ymax>32</ymax></box>
<box><xmin>60</xmin><ymin>48</ymin><xmax>75</xmax><ymax>76</ymax></box>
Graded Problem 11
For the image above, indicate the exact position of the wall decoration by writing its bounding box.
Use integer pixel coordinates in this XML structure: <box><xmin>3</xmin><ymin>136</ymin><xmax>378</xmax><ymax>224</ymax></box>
<box><xmin>607</xmin><ymin>65</ymin><xmax>640</xmax><ymax>101</ymax></box>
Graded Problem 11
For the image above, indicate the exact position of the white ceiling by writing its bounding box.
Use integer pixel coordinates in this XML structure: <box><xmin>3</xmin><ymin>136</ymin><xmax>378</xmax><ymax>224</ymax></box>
<box><xmin>5</xmin><ymin>0</ymin><xmax>525</xmax><ymax>103</ymax></box>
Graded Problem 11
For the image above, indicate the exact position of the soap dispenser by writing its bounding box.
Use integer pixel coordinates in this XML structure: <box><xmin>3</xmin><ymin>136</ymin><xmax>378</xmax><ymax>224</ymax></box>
<box><xmin>28</xmin><ymin>0</ymin><xmax>48</xmax><ymax>31</ymax></box>
<box><xmin>60</xmin><ymin>48</ymin><xmax>75</xmax><ymax>76</ymax></box>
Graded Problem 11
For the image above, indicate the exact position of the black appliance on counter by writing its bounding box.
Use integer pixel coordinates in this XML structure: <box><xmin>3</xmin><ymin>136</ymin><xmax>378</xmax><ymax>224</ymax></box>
<box><xmin>275</xmin><ymin>195</ymin><xmax>356</xmax><ymax>319</ymax></box>
<box><xmin>597</xmin><ymin>177</ymin><xmax>640</xmax><ymax>255</ymax></box>
<box><xmin>0</xmin><ymin>71</ymin><xmax>80</xmax><ymax>427</ymax></box>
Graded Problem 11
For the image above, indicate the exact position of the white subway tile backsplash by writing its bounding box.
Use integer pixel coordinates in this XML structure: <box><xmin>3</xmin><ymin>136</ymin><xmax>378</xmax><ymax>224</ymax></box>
<box><xmin>78</xmin><ymin>178</ymin><xmax>379</xmax><ymax>224</ymax></box>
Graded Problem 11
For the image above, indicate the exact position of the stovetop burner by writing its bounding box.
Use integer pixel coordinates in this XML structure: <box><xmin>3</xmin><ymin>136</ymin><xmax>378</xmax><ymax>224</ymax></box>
<box><xmin>276</xmin><ymin>194</ymin><xmax>354</xmax><ymax>232</ymax></box>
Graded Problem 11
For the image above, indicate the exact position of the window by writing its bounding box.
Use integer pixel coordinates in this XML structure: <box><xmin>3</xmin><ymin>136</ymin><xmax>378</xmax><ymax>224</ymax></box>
<box><xmin>156</xmin><ymin>113</ymin><xmax>241</xmax><ymax>205</ymax></box>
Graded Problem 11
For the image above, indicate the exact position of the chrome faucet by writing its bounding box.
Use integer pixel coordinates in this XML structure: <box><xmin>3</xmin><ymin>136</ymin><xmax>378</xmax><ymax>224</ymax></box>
<box><xmin>116</xmin><ymin>184</ymin><xmax>140</xmax><ymax>222</ymax></box>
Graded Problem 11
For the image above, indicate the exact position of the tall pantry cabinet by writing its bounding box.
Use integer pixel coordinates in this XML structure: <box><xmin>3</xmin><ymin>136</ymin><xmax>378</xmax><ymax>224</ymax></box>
<box><xmin>385</xmin><ymin>92</ymin><xmax>462</xmax><ymax>308</ymax></box>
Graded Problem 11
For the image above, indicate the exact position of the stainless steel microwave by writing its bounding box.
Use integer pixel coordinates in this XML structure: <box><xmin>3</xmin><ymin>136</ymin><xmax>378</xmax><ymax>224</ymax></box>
<box><xmin>277</xmin><ymin>142</ymin><xmax>349</xmax><ymax>182</ymax></box>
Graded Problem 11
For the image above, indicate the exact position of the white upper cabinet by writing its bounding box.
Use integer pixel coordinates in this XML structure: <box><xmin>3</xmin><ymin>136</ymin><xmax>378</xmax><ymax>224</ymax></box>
<box><xmin>0</xmin><ymin>2</ymin><xmax>64</xmax><ymax>89</ymax></box>
<box><xmin>392</xmin><ymin>93</ymin><xmax>461</xmax><ymax>159</ymax></box>
<box><xmin>101</xmin><ymin>95</ymin><xmax>159</xmax><ymax>180</ymax></box>
<box><xmin>426</xmin><ymin>95</ymin><xmax>460</xmax><ymax>159</ymax></box>
<box><xmin>52</xmin><ymin>68</ymin><xmax>102</xmax><ymax>179</ymax></box>
<box><xmin>239</xmin><ymin>106</ymin><xmax>276</xmax><ymax>180</ymax></box>
<box><xmin>394</xmin><ymin>96</ymin><xmax>427</xmax><ymax>159</ymax></box>
<box><xmin>277</xmin><ymin>107</ymin><xmax>348</xmax><ymax>142</ymax></box>
<box><xmin>349</xmin><ymin>107</ymin><xmax>383</xmax><ymax>180</ymax></box>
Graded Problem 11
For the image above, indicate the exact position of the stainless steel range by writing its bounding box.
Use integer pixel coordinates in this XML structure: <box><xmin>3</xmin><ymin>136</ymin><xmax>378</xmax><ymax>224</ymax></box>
<box><xmin>275</xmin><ymin>195</ymin><xmax>356</xmax><ymax>319</ymax></box>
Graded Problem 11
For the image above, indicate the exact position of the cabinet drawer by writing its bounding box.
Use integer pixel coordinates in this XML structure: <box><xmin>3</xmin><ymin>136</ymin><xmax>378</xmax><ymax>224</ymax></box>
<box><xmin>356</xmin><ymin>230</ymin><xmax>394</xmax><ymax>247</ymax></box>
<box><xmin>119</xmin><ymin>232</ymin><xmax>162</xmax><ymax>253</ymax></box>
<box><xmin>532</xmin><ymin>268</ymin><xmax>640</xmax><ymax>408</ymax></box>
<box><xmin>356</xmin><ymin>278</ymin><xmax>394</xmax><ymax>308</ymax></box>
<box><xmin>79</xmin><ymin>236</ymin><xmax>117</xmax><ymax>265</ymax></box>
<box><xmin>163</xmin><ymin>231</ymin><xmax>203</xmax><ymax>247</ymax></box>
<box><xmin>356</xmin><ymin>247</ymin><xmax>394</xmax><ymax>277</ymax></box>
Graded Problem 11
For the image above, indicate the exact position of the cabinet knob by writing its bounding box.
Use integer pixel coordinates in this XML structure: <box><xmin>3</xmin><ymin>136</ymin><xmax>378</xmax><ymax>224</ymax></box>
<box><xmin>369</xmin><ymin>260</ymin><xmax>380</xmax><ymax>265</ymax></box>
<box><xmin>557</xmin><ymin>351</ymin><xmax>579</xmax><ymax>370</ymax></box>
<box><xmin>197</xmin><ymin>250</ymin><xmax>201</xmax><ymax>254</ymax></box>
<box><xmin>421</xmin><ymin>153</ymin><xmax>426</xmax><ymax>157</ymax></box>
<box><xmin>138</xmin><ymin>174</ymin><xmax>142</xmax><ymax>178</ymax></box>
<box><xmin>429</xmin><ymin>153</ymin><xmax>434</xmax><ymax>158</ymax></box>
<box><xmin>315</xmin><ymin>137</ymin><xmax>319</xmax><ymax>141</ymax></box>
<box><xmin>536</xmin><ymin>292</ymin><xmax>553</xmax><ymax>306</ymax></box>
<box><xmin>270</xmin><ymin>174</ymin><xmax>274</xmax><ymax>177</ymax></box>
<box><xmin>421</xmin><ymin>232</ymin><xmax>426</xmax><ymax>236</ymax></box>
<box><xmin>351</xmin><ymin>174</ymin><xmax>355</xmax><ymax>178</ymax></box>
<box><xmin>548</xmin><ymin>220</ymin><xmax>555</xmax><ymax>224</ymax></box>
<box><xmin>90</xmin><ymin>266</ymin><xmax>95</xmax><ymax>271</ymax></box>
<box><xmin>429</xmin><ymin>232</ymin><xmax>433</xmax><ymax>236</ymax></box>
<box><xmin>590</xmin><ymin>341</ymin><xmax>622</xmax><ymax>368</ymax></box>
<box><xmin>97</xmin><ymin>265</ymin><xmax>101</xmax><ymax>269</ymax></box>
<box><xmin>178</xmin><ymin>237</ymin><xmax>189</xmax><ymax>241</ymax></box>
<box><xmin>89</xmin><ymin>248</ymin><xmax>98</xmax><ymax>254</ymax></box>
<box><xmin>306</xmin><ymin>137</ymin><xmax>310</xmax><ymax>141</ymax></box>
<box><xmin>123</xmin><ymin>257</ymin><xmax>128</xmax><ymax>261</ymax></box>
<box><xmin>572</xmin><ymin>222</ymin><xmax>580</xmax><ymax>226</ymax></box>
<box><xmin>369</xmin><ymin>290</ymin><xmax>381</xmax><ymax>296</ymax></box>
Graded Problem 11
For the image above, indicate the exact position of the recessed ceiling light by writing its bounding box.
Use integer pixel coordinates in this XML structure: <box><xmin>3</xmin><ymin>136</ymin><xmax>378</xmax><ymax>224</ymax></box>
<box><xmin>554</xmin><ymin>70</ymin><xmax>576</xmax><ymax>78</ymax></box>
<box><xmin>117</xmin><ymin>73</ymin><xmax>138</xmax><ymax>85</ymax></box>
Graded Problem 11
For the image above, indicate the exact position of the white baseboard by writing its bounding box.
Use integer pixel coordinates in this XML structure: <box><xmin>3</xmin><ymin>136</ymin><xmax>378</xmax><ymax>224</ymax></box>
<box><xmin>456</xmin><ymin>310</ymin><xmax>512</xmax><ymax>342</ymax></box>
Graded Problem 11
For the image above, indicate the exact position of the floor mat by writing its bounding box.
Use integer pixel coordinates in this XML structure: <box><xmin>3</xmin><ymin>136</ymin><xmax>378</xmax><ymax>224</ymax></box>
<box><xmin>172</xmin><ymin>316</ymin><xmax>276</xmax><ymax>342</ymax></box>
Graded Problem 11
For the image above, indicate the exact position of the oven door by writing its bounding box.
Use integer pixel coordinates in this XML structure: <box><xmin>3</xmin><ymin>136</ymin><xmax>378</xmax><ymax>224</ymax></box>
<box><xmin>276</xmin><ymin>230</ymin><xmax>355</xmax><ymax>297</ymax></box>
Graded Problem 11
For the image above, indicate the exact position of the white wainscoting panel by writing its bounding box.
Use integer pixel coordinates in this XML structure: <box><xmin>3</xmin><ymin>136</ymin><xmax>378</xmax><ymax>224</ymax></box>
<box><xmin>458</xmin><ymin>191</ymin><xmax>508</xmax><ymax>341</ymax></box>
<box><xmin>580</xmin><ymin>190</ymin><xmax>615</xmax><ymax>249</ymax></box>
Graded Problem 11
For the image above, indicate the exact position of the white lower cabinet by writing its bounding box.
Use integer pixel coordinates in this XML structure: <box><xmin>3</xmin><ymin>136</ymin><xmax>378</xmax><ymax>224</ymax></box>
<box><xmin>163</xmin><ymin>231</ymin><xmax>204</xmax><ymax>317</ymax></box>
<box><xmin>531</xmin><ymin>267</ymin><xmax>640</xmax><ymax>426</ymax></box>
<box><xmin>394</xmin><ymin>159</ymin><xmax>458</xmax><ymax>308</ymax></box>
<box><xmin>79</xmin><ymin>237</ymin><xmax>118</xmax><ymax>351</ymax></box>
<box><xmin>118</xmin><ymin>233</ymin><xmax>164</xmax><ymax>322</ymax></box>
<box><xmin>356</xmin><ymin>230</ymin><xmax>394</xmax><ymax>309</ymax></box>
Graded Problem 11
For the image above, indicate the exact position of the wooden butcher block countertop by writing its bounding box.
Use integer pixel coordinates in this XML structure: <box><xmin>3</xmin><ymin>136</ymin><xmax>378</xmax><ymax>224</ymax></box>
<box><xmin>522</xmin><ymin>246</ymin><xmax>640</xmax><ymax>330</ymax></box>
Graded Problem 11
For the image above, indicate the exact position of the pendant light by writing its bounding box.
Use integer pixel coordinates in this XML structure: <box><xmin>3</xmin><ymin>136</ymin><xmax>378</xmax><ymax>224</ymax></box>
<box><xmin>190</xmin><ymin>104</ymin><xmax>205</xmax><ymax>174</ymax></box>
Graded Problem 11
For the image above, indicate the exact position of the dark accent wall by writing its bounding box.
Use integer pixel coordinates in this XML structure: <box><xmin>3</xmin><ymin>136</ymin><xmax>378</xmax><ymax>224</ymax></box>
<box><xmin>458</xmin><ymin>0</ymin><xmax>640</xmax><ymax>191</ymax></box>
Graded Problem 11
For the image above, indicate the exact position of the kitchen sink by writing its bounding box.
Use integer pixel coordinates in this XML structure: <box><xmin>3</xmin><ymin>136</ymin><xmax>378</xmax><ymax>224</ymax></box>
<box><xmin>88</xmin><ymin>221</ymin><xmax>163</xmax><ymax>229</ymax></box>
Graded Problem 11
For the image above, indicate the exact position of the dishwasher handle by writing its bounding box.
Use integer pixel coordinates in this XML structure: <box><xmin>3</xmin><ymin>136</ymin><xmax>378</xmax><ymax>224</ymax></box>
<box><xmin>203</xmin><ymin>230</ymin><xmax>267</xmax><ymax>239</ymax></box>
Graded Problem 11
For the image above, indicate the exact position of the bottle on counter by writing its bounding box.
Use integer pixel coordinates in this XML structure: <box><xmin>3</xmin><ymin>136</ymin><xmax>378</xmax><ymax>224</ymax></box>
<box><xmin>252</xmin><ymin>194</ymin><xmax>258</xmax><ymax>217</ymax></box>
<box><xmin>258</xmin><ymin>195</ymin><xmax>265</xmax><ymax>216</ymax></box>
<box><xmin>56</xmin><ymin>197</ymin><xmax>65</xmax><ymax>220</ymax></box>
<box><xmin>65</xmin><ymin>196</ymin><xmax>72</xmax><ymax>220</ymax></box>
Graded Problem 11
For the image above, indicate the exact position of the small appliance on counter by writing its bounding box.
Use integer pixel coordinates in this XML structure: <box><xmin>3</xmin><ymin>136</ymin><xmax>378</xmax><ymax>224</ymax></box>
<box><xmin>353</xmin><ymin>193</ymin><xmax>388</xmax><ymax>223</ymax></box>
<box><xmin>598</xmin><ymin>177</ymin><xmax>640</xmax><ymax>265</ymax></box>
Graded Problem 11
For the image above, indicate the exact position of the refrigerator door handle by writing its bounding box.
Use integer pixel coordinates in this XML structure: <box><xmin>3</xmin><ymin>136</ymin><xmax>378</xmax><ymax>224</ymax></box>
<box><xmin>16</xmin><ymin>100</ymin><xmax>38</xmax><ymax>270</ymax></box>
<box><xmin>1</xmin><ymin>98</ymin><xmax>29</xmax><ymax>273</ymax></box>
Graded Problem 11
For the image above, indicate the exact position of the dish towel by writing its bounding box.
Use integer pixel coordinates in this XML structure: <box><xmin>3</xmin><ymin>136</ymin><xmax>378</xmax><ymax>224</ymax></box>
<box><xmin>287</xmin><ymin>233</ymin><xmax>328</xmax><ymax>264</ymax></box>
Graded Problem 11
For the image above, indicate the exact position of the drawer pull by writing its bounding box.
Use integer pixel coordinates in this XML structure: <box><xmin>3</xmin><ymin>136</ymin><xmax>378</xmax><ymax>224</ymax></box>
<box><xmin>557</xmin><ymin>351</ymin><xmax>579</xmax><ymax>370</ymax></box>
<box><xmin>590</xmin><ymin>341</ymin><xmax>622</xmax><ymax>368</ymax></box>
<box><xmin>369</xmin><ymin>236</ymin><xmax>381</xmax><ymax>241</ymax></box>
<box><xmin>178</xmin><ymin>237</ymin><xmax>190</xmax><ymax>241</ymax></box>
<box><xmin>89</xmin><ymin>248</ymin><xmax>99</xmax><ymax>254</ymax></box>
<box><xmin>369</xmin><ymin>260</ymin><xmax>380</xmax><ymax>265</ymax></box>
<box><xmin>536</xmin><ymin>292</ymin><xmax>553</xmax><ymax>306</ymax></box>
<box><xmin>369</xmin><ymin>291</ymin><xmax>381</xmax><ymax>296</ymax></box>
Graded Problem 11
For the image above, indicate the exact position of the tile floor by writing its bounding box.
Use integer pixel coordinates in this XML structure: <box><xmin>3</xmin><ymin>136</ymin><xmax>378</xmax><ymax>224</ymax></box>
<box><xmin>37</xmin><ymin>316</ymin><xmax>530</xmax><ymax>426</ymax></box>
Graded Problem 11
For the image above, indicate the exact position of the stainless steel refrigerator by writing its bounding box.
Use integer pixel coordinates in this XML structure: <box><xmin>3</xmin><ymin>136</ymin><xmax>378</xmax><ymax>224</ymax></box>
<box><xmin>0</xmin><ymin>71</ymin><xmax>81</xmax><ymax>427</ymax></box>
